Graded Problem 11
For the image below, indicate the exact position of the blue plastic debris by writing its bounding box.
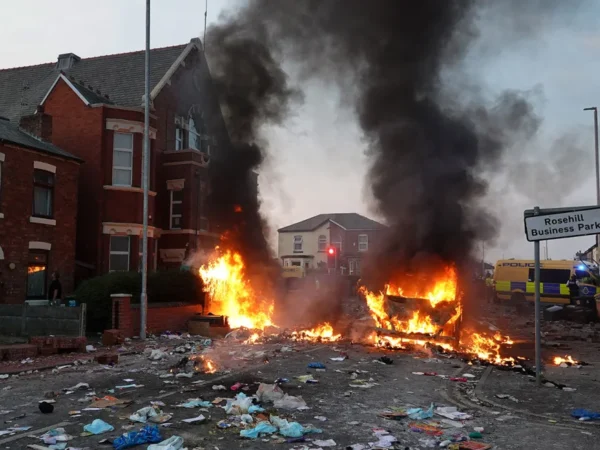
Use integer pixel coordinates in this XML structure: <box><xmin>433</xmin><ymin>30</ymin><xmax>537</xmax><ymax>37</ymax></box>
<box><xmin>307</xmin><ymin>362</ymin><xmax>326</xmax><ymax>369</ymax></box>
<box><xmin>248</xmin><ymin>405</ymin><xmax>266</xmax><ymax>413</ymax></box>
<box><xmin>240</xmin><ymin>422</ymin><xmax>278</xmax><ymax>438</ymax></box>
<box><xmin>83</xmin><ymin>419</ymin><xmax>114</xmax><ymax>435</ymax></box>
<box><xmin>572</xmin><ymin>409</ymin><xmax>600</xmax><ymax>420</ymax></box>
<box><xmin>407</xmin><ymin>403</ymin><xmax>434</xmax><ymax>420</ymax></box>
<box><xmin>113</xmin><ymin>425</ymin><xmax>162</xmax><ymax>450</ymax></box>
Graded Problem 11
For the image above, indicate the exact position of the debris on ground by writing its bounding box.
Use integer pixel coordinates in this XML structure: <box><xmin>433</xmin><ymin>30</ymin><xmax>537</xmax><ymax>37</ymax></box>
<box><xmin>38</xmin><ymin>401</ymin><xmax>54</xmax><ymax>414</ymax></box>
<box><xmin>435</xmin><ymin>406</ymin><xmax>472</xmax><ymax>420</ymax></box>
<box><xmin>175</xmin><ymin>398</ymin><xmax>213</xmax><ymax>408</ymax></box>
<box><xmin>495</xmin><ymin>394</ymin><xmax>519</xmax><ymax>403</ymax></box>
<box><xmin>571</xmin><ymin>408</ymin><xmax>600</xmax><ymax>420</ymax></box>
<box><xmin>83</xmin><ymin>419</ymin><xmax>114</xmax><ymax>435</ymax></box>
<box><xmin>147</xmin><ymin>435</ymin><xmax>184</xmax><ymax>450</ymax></box>
<box><xmin>113</xmin><ymin>424</ymin><xmax>163</xmax><ymax>450</ymax></box>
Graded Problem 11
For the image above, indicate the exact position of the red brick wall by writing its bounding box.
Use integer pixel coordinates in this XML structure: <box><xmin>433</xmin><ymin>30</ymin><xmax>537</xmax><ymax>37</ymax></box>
<box><xmin>0</xmin><ymin>142</ymin><xmax>79</xmax><ymax>303</ymax></box>
<box><xmin>112</xmin><ymin>296</ymin><xmax>202</xmax><ymax>336</ymax></box>
<box><xmin>43</xmin><ymin>79</ymin><xmax>104</xmax><ymax>272</ymax></box>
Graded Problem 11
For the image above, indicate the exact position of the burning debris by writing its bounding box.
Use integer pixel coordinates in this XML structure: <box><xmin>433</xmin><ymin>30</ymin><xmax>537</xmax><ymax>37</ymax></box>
<box><xmin>553</xmin><ymin>355</ymin><xmax>588</xmax><ymax>367</ymax></box>
<box><xmin>290</xmin><ymin>323</ymin><xmax>341</xmax><ymax>343</ymax></box>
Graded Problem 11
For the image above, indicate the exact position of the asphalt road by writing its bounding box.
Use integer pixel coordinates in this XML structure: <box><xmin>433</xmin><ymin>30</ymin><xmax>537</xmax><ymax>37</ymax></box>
<box><xmin>0</xmin><ymin>335</ymin><xmax>598</xmax><ymax>449</ymax></box>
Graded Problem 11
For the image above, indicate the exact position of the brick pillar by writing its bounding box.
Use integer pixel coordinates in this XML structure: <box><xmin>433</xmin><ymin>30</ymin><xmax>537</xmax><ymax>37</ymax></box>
<box><xmin>110</xmin><ymin>293</ymin><xmax>133</xmax><ymax>337</ymax></box>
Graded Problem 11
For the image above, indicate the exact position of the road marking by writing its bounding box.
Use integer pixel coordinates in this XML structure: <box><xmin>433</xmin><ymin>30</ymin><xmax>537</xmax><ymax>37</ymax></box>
<box><xmin>0</xmin><ymin>421</ymin><xmax>71</xmax><ymax>445</ymax></box>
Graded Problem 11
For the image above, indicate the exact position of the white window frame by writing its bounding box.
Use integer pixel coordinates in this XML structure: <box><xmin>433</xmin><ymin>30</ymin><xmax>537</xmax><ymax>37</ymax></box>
<box><xmin>112</xmin><ymin>132</ymin><xmax>133</xmax><ymax>187</ymax></box>
<box><xmin>175</xmin><ymin>127</ymin><xmax>184</xmax><ymax>151</ymax></box>
<box><xmin>170</xmin><ymin>189</ymin><xmax>183</xmax><ymax>230</ymax></box>
<box><xmin>293</xmin><ymin>235</ymin><xmax>303</xmax><ymax>253</ymax></box>
<box><xmin>188</xmin><ymin>116</ymin><xmax>201</xmax><ymax>151</ymax></box>
<box><xmin>358</xmin><ymin>234</ymin><xmax>368</xmax><ymax>252</ymax></box>
<box><xmin>318</xmin><ymin>235</ymin><xmax>327</xmax><ymax>252</ymax></box>
<box><xmin>109</xmin><ymin>235</ymin><xmax>130</xmax><ymax>272</ymax></box>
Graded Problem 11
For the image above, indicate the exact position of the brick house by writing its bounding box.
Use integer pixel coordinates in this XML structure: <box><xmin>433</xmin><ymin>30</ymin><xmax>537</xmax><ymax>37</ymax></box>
<box><xmin>278</xmin><ymin>213</ymin><xmax>387</xmax><ymax>275</ymax></box>
<box><xmin>0</xmin><ymin>39</ymin><xmax>228</xmax><ymax>283</ymax></box>
<box><xmin>0</xmin><ymin>116</ymin><xmax>82</xmax><ymax>303</ymax></box>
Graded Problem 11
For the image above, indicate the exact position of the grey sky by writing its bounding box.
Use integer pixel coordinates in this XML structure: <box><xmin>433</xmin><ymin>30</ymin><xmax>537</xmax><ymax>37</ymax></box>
<box><xmin>1</xmin><ymin>0</ymin><xmax>598</xmax><ymax>263</ymax></box>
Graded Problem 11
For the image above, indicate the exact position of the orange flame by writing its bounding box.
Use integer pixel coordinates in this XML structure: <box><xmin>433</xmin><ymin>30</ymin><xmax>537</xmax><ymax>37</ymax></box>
<box><xmin>199</xmin><ymin>250</ymin><xmax>274</xmax><ymax>330</ymax></box>
<box><xmin>554</xmin><ymin>355</ymin><xmax>577</xmax><ymax>365</ymax></box>
<box><xmin>292</xmin><ymin>322</ymin><xmax>341</xmax><ymax>343</ymax></box>
<box><xmin>385</xmin><ymin>266</ymin><xmax>458</xmax><ymax>307</ymax></box>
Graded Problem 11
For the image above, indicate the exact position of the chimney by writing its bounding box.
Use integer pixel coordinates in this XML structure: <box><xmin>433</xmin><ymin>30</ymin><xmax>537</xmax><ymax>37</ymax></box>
<box><xmin>56</xmin><ymin>53</ymin><xmax>80</xmax><ymax>70</ymax></box>
<box><xmin>19</xmin><ymin>106</ymin><xmax>53</xmax><ymax>142</ymax></box>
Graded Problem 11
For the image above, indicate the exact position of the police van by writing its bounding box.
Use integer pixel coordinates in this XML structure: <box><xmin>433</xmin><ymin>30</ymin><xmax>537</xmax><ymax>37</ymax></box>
<box><xmin>494</xmin><ymin>259</ymin><xmax>598</xmax><ymax>304</ymax></box>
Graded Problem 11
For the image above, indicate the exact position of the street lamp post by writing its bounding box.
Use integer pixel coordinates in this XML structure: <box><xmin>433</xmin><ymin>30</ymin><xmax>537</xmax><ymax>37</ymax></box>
<box><xmin>584</xmin><ymin>107</ymin><xmax>600</xmax><ymax>254</ymax></box>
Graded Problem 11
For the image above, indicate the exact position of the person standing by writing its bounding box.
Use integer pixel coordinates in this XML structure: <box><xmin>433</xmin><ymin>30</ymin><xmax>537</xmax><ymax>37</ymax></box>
<box><xmin>566</xmin><ymin>274</ymin><xmax>579</xmax><ymax>305</ymax></box>
<box><xmin>48</xmin><ymin>271</ymin><xmax>62</xmax><ymax>306</ymax></box>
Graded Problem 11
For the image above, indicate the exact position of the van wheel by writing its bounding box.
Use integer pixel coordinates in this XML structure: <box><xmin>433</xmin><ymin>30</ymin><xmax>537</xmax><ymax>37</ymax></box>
<box><xmin>510</xmin><ymin>292</ymin><xmax>526</xmax><ymax>305</ymax></box>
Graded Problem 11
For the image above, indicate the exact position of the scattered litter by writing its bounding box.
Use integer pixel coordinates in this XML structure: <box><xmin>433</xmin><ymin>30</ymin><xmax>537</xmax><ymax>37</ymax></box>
<box><xmin>83</xmin><ymin>419</ymin><xmax>114</xmax><ymax>435</ymax></box>
<box><xmin>175</xmin><ymin>372</ymin><xmax>193</xmax><ymax>379</ymax></box>
<box><xmin>314</xmin><ymin>416</ymin><xmax>327</xmax><ymax>421</ymax></box>
<box><xmin>435</xmin><ymin>406</ymin><xmax>472</xmax><ymax>420</ymax></box>
<box><xmin>450</xmin><ymin>377</ymin><xmax>468</xmax><ymax>383</ymax></box>
<box><xmin>313</xmin><ymin>439</ymin><xmax>336</xmax><ymax>447</ymax></box>
<box><xmin>0</xmin><ymin>375</ymin><xmax>7</xmax><ymax>379</ymax></box>
<box><xmin>0</xmin><ymin>426</ymin><xmax>31</xmax><ymax>437</ymax></box>
<box><xmin>379</xmin><ymin>411</ymin><xmax>408</xmax><ymax>420</ymax></box>
<box><xmin>330</xmin><ymin>356</ymin><xmax>347</xmax><ymax>362</ymax></box>
<box><xmin>64</xmin><ymin>383</ymin><xmax>89</xmax><ymax>392</ymax></box>
<box><xmin>240</xmin><ymin>421</ymin><xmax>277</xmax><ymax>438</ymax></box>
<box><xmin>176</xmin><ymin>399</ymin><xmax>212</xmax><ymax>409</ymax></box>
<box><xmin>572</xmin><ymin>409</ymin><xmax>600</xmax><ymax>420</ymax></box>
<box><xmin>563</xmin><ymin>387</ymin><xmax>577</xmax><ymax>392</ymax></box>
<box><xmin>89</xmin><ymin>396</ymin><xmax>132</xmax><ymax>408</ymax></box>
<box><xmin>212</xmin><ymin>385</ymin><xmax>226</xmax><ymax>391</ymax></box>
<box><xmin>297</xmin><ymin>375</ymin><xmax>318</xmax><ymax>384</ymax></box>
<box><xmin>159</xmin><ymin>374</ymin><xmax>174</xmax><ymax>379</ymax></box>
<box><xmin>307</xmin><ymin>362</ymin><xmax>326</xmax><ymax>369</ymax></box>
<box><xmin>347</xmin><ymin>445</ymin><xmax>367</xmax><ymax>450</ymax></box>
<box><xmin>463</xmin><ymin>374</ymin><xmax>476</xmax><ymax>378</ymax></box>
<box><xmin>248</xmin><ymin>405</ymin><xmax>265</xmax><ymax>413</ymax></box>
<box><xmin>495</xmin><ymin>394</ymin><xmax>519</xmax><ymax>403</ymax></box>
<box><xmin>458</xmin><ymin>442</ymin><xmax>492</xmax><ymax>449</ymax></box>
<box><xmin>274</xmin><ymin>394</ymin><xmax>308</xmax><ymax>410</ymax></box>
<box><xmin>182</xmin><ymin>414</ymin><xmax>206</xmax><ymax>424</ymax></box>
<box><xmin>257</xmin><ymin>383</ymin><xmax>285</xmax><ymax>402</ymax></box>
<box><xmin>86</xmin><ymin>345</ymin><xmax>97</xmax><ymax>352</ymax></box>
<box><xmin>409</xmin><ymin>422</ymin><xmax>443</xmax><ymax>436</ymax></box>
<box><xmin>469</xmin><ymin>431</ymin><xmax>483</xmax><ymax>439</ymax></box>
<box><xmin>115</xmin><ymin>384</ymin><xmax>144</xmax><ymax>389</ymax></box>
<box><xmin>231</xmin><ymin>382</ymin><xmax>247</xmax><ymax>391</ymax></box>
<box><xmin>412</xmin><ymin>372</ymin><xmax>425</xmax><ymax>375</ymax></box>
<box><xmin>38</xmin><ymin>402</ymin><xmax>54</xmax><ymax>414</ymax></box>
<box><xmin>39</xmin><ymin>428</ymin><xmax>72</xmax><ymax>445</ymax></box>
<box><xmin>495</xmin><ymin>414</ymin><xmax>515</xmax><ymax>422</ymax></box>
<box><xmin>369</xmin><ymin>428</ymin><xmax>397</xmax><ymax>448</ymax></box>
<box><xmin>473</xmin><ymin>426</ymin><xmax>484</xmax><ymax>433</ymax></box>
<box><xmin>147</xmin><ymin>435</ymin><xmax>184</xmax><ymax>450</ymax></box>
<box><xmin>224</xmin><ymin>393</ymin><xmax>254</xmax><ymax>414</ymax></box>
<box><xmin>407</xmin><ymin>404</ymin><xmax>434</xmax><ymax>420</ymax></box>
<box><xmin>440</xmin><ymin>419</ymin><xmax>464</xmax><ymax>428</ymax></box>
<box><xmin>148</xmin><ymin>350</ymin><xmax>167</xmax><ymax>361</ymax></box>
<box><xmin>129</xmin><ymin>406</ymin><xmax>171</xmax><ymax>424</ymax></box>
<box><xmin>113</xmin><ymin>425</ymin><xmax>162</xmax><ymax>450</ymax></box>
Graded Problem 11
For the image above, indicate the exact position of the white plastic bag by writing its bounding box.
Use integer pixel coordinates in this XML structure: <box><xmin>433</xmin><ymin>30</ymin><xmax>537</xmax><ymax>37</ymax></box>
<box><xmin>147</xmin><ymin>435</ymin><xmax>184</xmax><ymax>450</ymax></box>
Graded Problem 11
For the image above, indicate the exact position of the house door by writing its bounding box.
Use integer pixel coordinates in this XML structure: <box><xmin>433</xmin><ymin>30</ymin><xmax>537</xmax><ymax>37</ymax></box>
<box><xmin>349</xmin><ymin>258</ymin><xmax>360</xmax><ymax>275</ymax></box>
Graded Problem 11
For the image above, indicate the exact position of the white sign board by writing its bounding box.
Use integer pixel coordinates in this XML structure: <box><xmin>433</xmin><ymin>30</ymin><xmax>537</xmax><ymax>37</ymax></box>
<box><xmin>524</xmin><ymin>207</ymin><xmax>600</xmax><ymax>241</ymax></box>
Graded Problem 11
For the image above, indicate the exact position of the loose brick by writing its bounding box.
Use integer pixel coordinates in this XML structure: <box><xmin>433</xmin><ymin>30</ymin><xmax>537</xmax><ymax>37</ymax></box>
<box><xmin>102</xmin><ymin>329</ymin><xmax>123</xmax><ymax>346</ymax></box>
<box><xmin>95</xmin><ymin>353</ymin><xmax>119</xmax><ymax>365</ymax></box>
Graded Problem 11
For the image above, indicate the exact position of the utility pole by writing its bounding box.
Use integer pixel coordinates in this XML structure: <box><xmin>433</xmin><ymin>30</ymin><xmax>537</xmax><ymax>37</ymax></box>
<box><xmin>584</xmin><ymin>107</ymin><xmax>599</xmax><ymax>252</ymax></box>
<box><xmin>140</xmin><ymin>0</ymin><xmax>151</xmax><ymax>340</ymax></box>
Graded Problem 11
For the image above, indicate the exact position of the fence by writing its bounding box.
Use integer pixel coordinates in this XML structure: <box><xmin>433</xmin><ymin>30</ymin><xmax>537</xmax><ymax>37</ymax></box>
<box><xmin>0</xmin><ymin>304</ymin><xmax>86</xmax><ymax>337</ymax></box>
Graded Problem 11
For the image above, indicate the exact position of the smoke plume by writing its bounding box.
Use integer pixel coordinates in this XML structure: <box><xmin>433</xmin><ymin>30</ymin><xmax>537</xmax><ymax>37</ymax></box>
<box><xmin>206</xmin><ymin>0</ymin><xmax>584</xmax><ymax>284</ymax></box>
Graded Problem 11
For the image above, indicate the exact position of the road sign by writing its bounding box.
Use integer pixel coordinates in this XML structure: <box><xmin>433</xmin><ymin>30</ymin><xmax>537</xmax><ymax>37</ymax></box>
<box><xmin>524</xmin><ymin>205</ymin><xmax>600</xmax><ymax>242</ymax></box>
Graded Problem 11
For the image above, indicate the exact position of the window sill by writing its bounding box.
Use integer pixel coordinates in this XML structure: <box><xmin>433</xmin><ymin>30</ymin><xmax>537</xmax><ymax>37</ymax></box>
<box><xmin>104</xmin><ymin>185</ymin><xmax>157</xmax><ymax>196</ymax></box>
<box><xmin>30</xmin><ymin>216</ymin><xmax>56</xmax><ymax>226</ymax></box>
<box><xmin>293</xmin><ymin>251</ymin><xmax>304</xmax><ymax>254</ymax></box>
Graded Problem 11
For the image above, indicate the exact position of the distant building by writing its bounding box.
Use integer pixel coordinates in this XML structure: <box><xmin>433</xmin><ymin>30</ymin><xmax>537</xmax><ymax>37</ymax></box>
<box><xmin>0</xmin><ymin>39</ymin><xmax>231</xmax><ymax>284</ymax></box>
<box><xmin>277</xmin><ymin>213</ymin><xmax>387</xmax><ymax>275</ymax></box>
<box><xmin>0</xmin><ymin>116</ymin><xmax>82</xmax><ymax>303</ymax></box>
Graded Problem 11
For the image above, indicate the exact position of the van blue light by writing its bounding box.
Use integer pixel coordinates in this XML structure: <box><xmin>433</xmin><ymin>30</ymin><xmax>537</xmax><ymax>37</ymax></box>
<box><xmin>578</xmin><ymin>265</ymin><xmax>586</xmax><ymax>271</ymax></box>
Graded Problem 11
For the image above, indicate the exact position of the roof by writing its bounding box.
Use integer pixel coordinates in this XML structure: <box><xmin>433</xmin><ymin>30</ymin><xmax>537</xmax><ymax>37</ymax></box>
<box><xmin>0</xmin><ymin>118</ymin><xmax>82</xmax><ymax>163</ymax></box>
<box><xmin>278</xmin><ymin>213</ymin><xmax>386</xmax><ymax>232</ymax></box>
<box><xmin>0</xmin><ymin>42</ymin><xmax>194</xmax><ymax>122</ymax></box>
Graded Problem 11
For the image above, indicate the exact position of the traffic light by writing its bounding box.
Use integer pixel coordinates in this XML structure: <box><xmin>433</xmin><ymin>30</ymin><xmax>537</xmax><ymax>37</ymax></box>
<box><xmin>327</xmin><ymin>246</ymin><xmax>336</xmax><ymax>269</ymax></box>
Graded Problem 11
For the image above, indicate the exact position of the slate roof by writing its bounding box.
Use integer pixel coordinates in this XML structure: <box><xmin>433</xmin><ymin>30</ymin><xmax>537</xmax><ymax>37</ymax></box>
<box><xmin>278</xmin><ymin>213</ymin><xmax>386</xmax><ymax>232</ymax></box>
<box><xmin>0</xmin><ymin>43</ymin><xmax>189</xmax><ymax>122</ymax></box>
<box><xmin>0</xmin><ymin>118</ymin><xmax>82</xmax><ymax>162</ymax></box>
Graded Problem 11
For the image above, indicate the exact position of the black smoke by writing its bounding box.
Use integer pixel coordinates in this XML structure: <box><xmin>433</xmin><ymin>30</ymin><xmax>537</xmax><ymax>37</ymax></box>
<box><xmin>204</xmin><ymin>14</ymin><xmax>301</xmax><ymax>270</ymax></box>
<box><xmin>205</xmin><ymin>0</ymin><xmax>582</xmax><ymax>284</ymax></box>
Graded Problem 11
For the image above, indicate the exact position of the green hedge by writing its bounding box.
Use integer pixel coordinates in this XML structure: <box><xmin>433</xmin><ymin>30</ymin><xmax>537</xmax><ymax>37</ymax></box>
<box><xmin>75</xmin><ymin>270</ymin><xmax>204</xmax><ymax>332</ymax></box>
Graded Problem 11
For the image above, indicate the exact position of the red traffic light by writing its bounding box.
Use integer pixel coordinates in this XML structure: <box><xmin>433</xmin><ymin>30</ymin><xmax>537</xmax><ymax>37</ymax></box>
<box><xmin>328</xmin><ymin>247</ymin><xmax>335</xmax><ymax>255</ymax></box>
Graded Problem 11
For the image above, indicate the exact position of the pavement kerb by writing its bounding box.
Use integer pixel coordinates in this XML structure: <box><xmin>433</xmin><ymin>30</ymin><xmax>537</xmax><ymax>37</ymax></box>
<box><xmin>453</xmin><ymin>364</ymin><xmax>600</xmax><ymax>430</ymax></box>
